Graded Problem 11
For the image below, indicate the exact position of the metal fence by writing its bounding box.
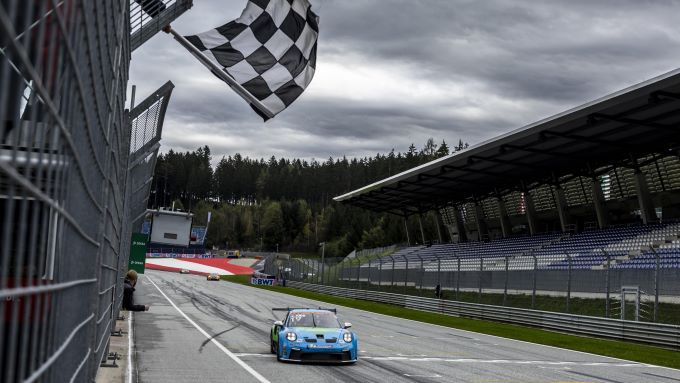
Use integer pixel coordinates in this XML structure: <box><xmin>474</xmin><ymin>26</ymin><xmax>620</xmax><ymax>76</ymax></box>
<box><xmin>285</xmin><ymin>281</ymin><xmax>680</xmax><ymax>349</ymax></box>
<box><xmin>0</xmin><ymin>1</ymin><xmax>130</xmax><ymax>381</ymax></box>
<box><xmin>0</xmin><ymin>1</ymin><xmax>186</xmax><ymax>382</ymax></box>
<box><xmin>130</xmin><ymin>0</ymin><xmax>193</xmax><ymax>52</ymax></box>
<box><xmin>267</xmin><ymin>252</ymin><xmax>680</xmax><ymax>326</ymax></box>
<box><xmin>127</xmin><ymin>80</ymin><xmax>173</xmax><ymax>232</ymax></box>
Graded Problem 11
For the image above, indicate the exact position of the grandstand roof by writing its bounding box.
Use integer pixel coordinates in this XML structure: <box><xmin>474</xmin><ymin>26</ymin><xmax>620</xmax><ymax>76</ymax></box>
<box><xmin>334</xmin><ymin>69</ymin><xmax>680</xmax><ymax>215</ymax></box>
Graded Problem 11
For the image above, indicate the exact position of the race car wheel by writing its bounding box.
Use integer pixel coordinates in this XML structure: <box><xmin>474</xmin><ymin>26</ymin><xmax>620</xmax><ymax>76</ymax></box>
<box><xmin>276</xmin><ymin>339</ymin><xmax>282</xmax><ymax>362</ymax></box>
<box><xmin>270</xmin><ymin>338</ymin><xmax>276</xmax><ymax>354</ymax></box>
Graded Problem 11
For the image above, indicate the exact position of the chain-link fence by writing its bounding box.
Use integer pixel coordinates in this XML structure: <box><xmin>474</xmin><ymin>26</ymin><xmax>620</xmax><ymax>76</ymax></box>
<box><xmin>0</xmin><ymin>1</ymin><xmax>130</xmax><ymax>381</ymax></box>
<box><xmin>269</xmin><ymin>251</ymin><xmax>680</xmax><ymax>326</ymax></box>
<box><xmin>0</xmin><ymin>1</ymin><xmax>186</xmax><ymax>381</ymax></box>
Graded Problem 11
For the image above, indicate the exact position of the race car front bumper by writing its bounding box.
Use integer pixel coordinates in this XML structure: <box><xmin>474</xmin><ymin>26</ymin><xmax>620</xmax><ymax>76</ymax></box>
<box><xmin>280</xmin><ymin>343</ymin><xmax>357</xmax><ymax>363</ymax></box>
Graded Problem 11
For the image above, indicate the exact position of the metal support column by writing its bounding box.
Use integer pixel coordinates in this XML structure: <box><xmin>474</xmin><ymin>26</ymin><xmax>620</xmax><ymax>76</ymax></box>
<box><xmin>433</xmin><ymin>212</ymin><xmax>443</xmax><ymax>243</ymax></box>
<box><xmin>403</xmin><ymin>216</ymin><xmax>411</xmax><ymax>246</ymax></box>
<box><xmin>591</xmin><ymin>176</ymin><xmax>610</xmax><ymax>228</ymax></box>
<box><xmin>474</xmin><ymin>200</ymin><xmax>489</xmax><ymax>240</ymax></box>
<box><xmin>497</xmin><ymin>195</ymin><xmax>512</xmax><ymax>238</ymax></box>
<box><xmin>521</xmin><ymin>182</ymin><xmax>537</xmax><ymax>235</ymax></box>
<box><xmin>553</xmin><ymin>183</ymin><xmax>572</xmax><ymax>232</ymax></box>
<box><xmin>633</xmin><ymin>167</ymin><xmax>656</xmax><ymax>224</ymax></box>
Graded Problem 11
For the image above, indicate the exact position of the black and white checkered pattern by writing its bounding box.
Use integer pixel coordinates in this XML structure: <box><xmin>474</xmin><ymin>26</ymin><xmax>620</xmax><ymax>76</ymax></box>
<box><xmin>185</xmin><ymin>0</ymin><xmax>318</xmax><ymax>120</ymax></box>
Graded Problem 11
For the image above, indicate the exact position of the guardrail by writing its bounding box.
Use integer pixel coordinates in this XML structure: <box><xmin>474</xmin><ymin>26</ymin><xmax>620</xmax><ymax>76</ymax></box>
<box><xmin>287</xmin><ymin>281</ymin><xmax>680</xmax><ymax>349</ymax></box>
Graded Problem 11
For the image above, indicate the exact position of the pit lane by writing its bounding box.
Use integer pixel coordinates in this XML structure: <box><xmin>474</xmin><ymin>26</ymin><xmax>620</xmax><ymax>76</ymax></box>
<box><xmin>131</xmin><ymin>270</ymin><xmax>680</xmax><ymax>383</ymax></box>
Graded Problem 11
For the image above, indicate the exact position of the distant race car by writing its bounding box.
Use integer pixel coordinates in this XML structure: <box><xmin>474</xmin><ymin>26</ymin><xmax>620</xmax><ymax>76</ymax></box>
<box><xmin>270</xmin><ymin>308</ymin><xmax>357</xmax><ymax>363</ymax></box>
<box><xmin>179</xmin><ymin>269</ymin><xmax>190</xmax><ymax>274</ymax></box>
<box><xmin>207</xmin><ymin>273</ymin><xmax>220</xmax><ymax>281</ymax></box>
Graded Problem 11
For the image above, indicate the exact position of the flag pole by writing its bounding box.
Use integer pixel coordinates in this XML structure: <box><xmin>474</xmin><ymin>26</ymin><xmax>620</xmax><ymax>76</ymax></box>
<box><xmin>163</xmin><ymin>26</ymin><xmax>275</xmax><ymax>119</ymax></box>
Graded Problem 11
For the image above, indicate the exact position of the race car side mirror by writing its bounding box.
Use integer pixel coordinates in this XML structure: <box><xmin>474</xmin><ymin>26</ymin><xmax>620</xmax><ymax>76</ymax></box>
<box><xmin>343</xmin><ymin>322</ymin><xmax>352</xmax><ymax>329</ymax></box>
<box><xmin>274</xmin><ymin>320</ymin><xmax>283</xmax><ymax>327</ymax></box>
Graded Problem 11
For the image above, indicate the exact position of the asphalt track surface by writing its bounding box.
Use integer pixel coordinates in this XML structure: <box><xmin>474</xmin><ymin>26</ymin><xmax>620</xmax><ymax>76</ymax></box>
<box><xmin>132</xmin><ymin>270</ymin><xmax>680</xmax><ymax>383</ymax></box>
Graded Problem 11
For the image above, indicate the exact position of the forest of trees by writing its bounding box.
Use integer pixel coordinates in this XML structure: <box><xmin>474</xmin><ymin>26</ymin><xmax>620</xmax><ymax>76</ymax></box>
<box><xmin>149</xmin><ymin>138</ymin><xmax>469</xmax><ymax>257</ymax></box>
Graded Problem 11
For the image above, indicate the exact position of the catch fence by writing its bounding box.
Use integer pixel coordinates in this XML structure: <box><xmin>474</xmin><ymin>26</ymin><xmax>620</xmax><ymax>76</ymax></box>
<box><xmin>0</xmin><ymin>1</ymin><xmax>187</xmax><ymax>381</ymax></box>
<box><xmin>266</xmin><ymin>252</ymin><xmax>680</xmax><ymax>326</ymax></box>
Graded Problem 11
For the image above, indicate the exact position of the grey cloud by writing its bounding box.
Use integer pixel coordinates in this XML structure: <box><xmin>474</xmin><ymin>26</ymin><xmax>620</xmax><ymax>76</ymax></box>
<box><xmin>130</xmin><ymin>0</ymin><xmax>680</xmax><ymax>164</ymax></box>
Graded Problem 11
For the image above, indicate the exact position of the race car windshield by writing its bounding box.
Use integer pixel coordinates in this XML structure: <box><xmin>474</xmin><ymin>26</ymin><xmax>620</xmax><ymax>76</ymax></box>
<box><xmin>287</xmin><ymin>312</ymin><xmax>341</xmax><ymax>328</ymax></box>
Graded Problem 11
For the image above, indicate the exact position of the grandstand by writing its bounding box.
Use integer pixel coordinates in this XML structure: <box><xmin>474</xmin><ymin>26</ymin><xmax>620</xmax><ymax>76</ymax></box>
<box><xmin>360</xmin><ymin>221</ymin><xmax>680</xmax><ymax>272</ymax></box>
<box><xmin>334</xmin><ymin>69</ymin><xmax>680</xmax><ymax>299</ymax></box>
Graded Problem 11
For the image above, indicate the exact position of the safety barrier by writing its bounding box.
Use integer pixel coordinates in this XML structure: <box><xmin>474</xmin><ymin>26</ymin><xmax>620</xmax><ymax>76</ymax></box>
<box><xmin>0</xmin><ymin>2</ymin><xmax>189</xmax><ymax>381</ymax></box>
<box><xmin>287</xmin><ymin>281</ymin><xmax>680</xmax><ymax>349</ymax></box>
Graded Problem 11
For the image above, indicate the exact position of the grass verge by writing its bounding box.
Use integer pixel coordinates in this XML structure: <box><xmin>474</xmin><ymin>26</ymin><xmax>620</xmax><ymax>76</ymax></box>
<box><xmin>222</xmin><ymin>275</ymin><xmax>679</xmax><ymax>369</ymax></box>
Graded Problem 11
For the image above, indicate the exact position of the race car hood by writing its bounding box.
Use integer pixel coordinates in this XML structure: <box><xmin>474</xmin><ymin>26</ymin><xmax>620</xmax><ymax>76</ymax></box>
<box><xmin>289</xmin><ymin>327</ymin><xmax>347</xmax><ymax>341</ymax></box>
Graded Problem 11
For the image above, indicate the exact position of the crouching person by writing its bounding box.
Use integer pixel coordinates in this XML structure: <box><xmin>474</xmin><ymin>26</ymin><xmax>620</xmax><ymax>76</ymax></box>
<box><xmin>123</xmin><ymin>270</ymin><xmax>150</xmax><ymax>311</ymax></box>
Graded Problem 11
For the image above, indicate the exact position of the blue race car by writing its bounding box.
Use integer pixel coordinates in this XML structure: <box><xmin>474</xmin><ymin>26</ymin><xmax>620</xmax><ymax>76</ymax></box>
<box><xmin>270</xmin><ymin>308</ymin><xmax>358</xmax><ymax>363</ymax></box>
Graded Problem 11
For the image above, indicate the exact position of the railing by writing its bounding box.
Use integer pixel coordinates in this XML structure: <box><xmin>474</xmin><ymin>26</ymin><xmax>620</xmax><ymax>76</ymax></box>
<box><xmin>287</xmin><ymin>281</ymin><xmax>680</xmax><ymax>349</ymax></box>
<box><xmin>130</xmin><ymin>0</ymin><xmax>194</xmax><ymax>51</ymax></box>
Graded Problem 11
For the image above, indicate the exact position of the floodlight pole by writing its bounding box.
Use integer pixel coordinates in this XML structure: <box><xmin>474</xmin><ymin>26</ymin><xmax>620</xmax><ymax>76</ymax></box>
<box><xmin>319</xmin><ymin>242</ymin><xmax>325</xmax><ymax>284</ymax></box>
<box><xmin>163</xmin><ymin>26</ymin><xmax>275</xmax><ymax>119</ymax></box>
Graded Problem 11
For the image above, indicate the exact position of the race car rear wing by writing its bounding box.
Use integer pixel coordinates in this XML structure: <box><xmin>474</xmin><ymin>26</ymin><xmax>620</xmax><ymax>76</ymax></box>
<box><xmin>272</xmin><ymin>307</ymin><xmax>337</xmax><ymax>313</ymax></box>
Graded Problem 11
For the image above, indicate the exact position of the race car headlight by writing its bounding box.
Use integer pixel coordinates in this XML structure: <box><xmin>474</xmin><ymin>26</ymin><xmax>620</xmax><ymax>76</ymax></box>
<box><xmin>343</xmin><ymin>332</ymin><xmax>352</xmax><ymax>343</ymax></box>
<box><xmin>286</xmin><ymin>332</ymin><xmax>297</xmax><ymax>342</ymax></box>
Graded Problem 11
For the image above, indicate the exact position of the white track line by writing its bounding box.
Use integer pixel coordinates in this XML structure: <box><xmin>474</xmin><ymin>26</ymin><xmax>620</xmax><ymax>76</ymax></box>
<box><xmin>127</xmin><ymin>312</ymin><xmax>133</xmax><ymax>383</ymax></box>
<box><xmin>146</xmin><ymin>276</ymin><xmax>271</xmax><ymax>383</ymax></box>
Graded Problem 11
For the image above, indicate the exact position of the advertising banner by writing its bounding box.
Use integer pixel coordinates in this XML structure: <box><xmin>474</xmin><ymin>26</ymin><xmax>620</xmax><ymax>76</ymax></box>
<box><xmin>128</xmin><ymin>233</ymin><xmax>149</xmax><ymax>273</ymax></box>
<box><xmin>250</xmin><ymin>277</ymin><xmax>276</xmax><ymax>286</ymax></box>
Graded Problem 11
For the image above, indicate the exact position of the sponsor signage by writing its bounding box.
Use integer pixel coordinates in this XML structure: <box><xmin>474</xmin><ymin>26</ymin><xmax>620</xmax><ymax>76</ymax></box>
<box><xmin>146</xmin><ymin>252</ymin><xmax>211</xmax><ymax>259</ymax></box>
<box><xmin>128</xmin><ymin>233</ymin><xmax>148</xmax><ymax>274</ymax></box>
<box><xmin>250</xmin><ymin>277</ymin><xmax>276</xmax><ymax>286</ymax></box>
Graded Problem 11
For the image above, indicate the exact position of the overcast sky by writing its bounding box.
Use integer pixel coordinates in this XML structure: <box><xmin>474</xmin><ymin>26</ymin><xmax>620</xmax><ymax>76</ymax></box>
<box><xmin>130</xmin><ymin>0</ymin><xmax>680</xmax><ymax>164</ymax></box>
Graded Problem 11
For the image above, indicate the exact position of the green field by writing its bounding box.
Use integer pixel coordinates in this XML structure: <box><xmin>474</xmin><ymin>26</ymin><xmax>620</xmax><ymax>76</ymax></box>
<box><xmin>222</xmin><ymin>275</ymin><xmax>680</xmax><ymax>369</ymax></box>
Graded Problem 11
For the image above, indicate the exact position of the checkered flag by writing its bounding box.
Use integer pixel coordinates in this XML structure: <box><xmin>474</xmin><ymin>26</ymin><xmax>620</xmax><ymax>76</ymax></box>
<box><xmin>184</xmin><ymin>0</ymin><xmax>319</xmax><ymax>120</ymax></box>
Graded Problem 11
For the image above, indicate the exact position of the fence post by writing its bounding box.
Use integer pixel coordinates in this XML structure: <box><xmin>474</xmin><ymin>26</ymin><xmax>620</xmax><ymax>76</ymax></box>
<box><xmin>391</xmin><ymin>255</ymin><xmax>396</xmax><ymax>290</ymax></box>
<box><xmin>367</xmin><ymin>258</ymin><xmax>372</xmax><ymax>288</ymax></box>
<box><xmin>436</xmin><ymin>254</ymin><xmax>442</xmax><ymax>291</ymax></box>
<box><xmin>333</xmin><ymin>259</ymin><xmax>339</xmax><ymax>287</ymax></box>
<box><xmin>355</xmin><ymin>257</ymin><xmax>361</xmax><ymax>289</ymax></box>
<box><xmin>310</xmin><ymin>258</ymin><xmax>315</xmax><ymax>284</ymax></box>
<box><xmin>297</xmin><ymin>259</ymin><xmax>301</xmax><ymax>282</ymax></box>
<box><xmin>566</xmin><ymin>253</ymin><xmax>572</xmax><ymax>314</ymax></box>
<box><xmin>478</xmin><ymin>255</ymin><xmax>483</xmax><ymax>303</ymax></box>
<box><xmin>418</xmin><ymin>254</ymin><xmax>424</xmax><ymax>296</ymax></box>
<box><xmin>456</xmin><ymin>254</ymin><xmax>461</xmax><ymax>300</ymax></box>
<box><xmin>532</xmin><ymin>252</ymin><xmax>537</xmax><ymax>309</ymax></box>
<box><xmin>316</xmin><ymin>258</ymin><xmax>322</xmax><ymax>285</ymax></box>
<box><xmin>378</xmin><ymin>258</ymin><xmax>383</xmax><ymax>289</ymax></box>
<box><xmin>603</xmin><ymin>248</ymin><xmax>611</xmax><ymax>318</ymax></box>
<box><xmin>404</xmin><ymin>255</ymin><xmax>409</xmax><ymax>294</ymax></box>
<box><xmin>650</xmin><ymin>246</ymin><xmax>660</xmax><ymax>322</ymax></box>
<box><xmin>339</xmin><ymin>259</ymin><xmax>345</xmax><ymax>287</ymax></box>
<box><xmin>503</xmin><ymin>255</ymin><xmax>509</xmax><ymax>306</ymax></box>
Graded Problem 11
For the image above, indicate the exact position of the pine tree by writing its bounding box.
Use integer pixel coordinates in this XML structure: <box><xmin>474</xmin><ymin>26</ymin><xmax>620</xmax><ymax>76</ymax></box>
<box><xmin>436</xmin><ymin>140</ymin><xmax>450</xmax><ymax>157</ymax></box>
